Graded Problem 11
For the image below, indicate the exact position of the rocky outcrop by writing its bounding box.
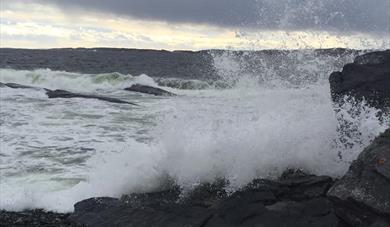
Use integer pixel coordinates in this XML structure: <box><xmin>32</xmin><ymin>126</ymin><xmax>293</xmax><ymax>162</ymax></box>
<box><xmin>124</xmin><ymin>84</ymin><xmax>176</xmax><ymax>96</ymax></box>
<box><xmin>0</xmin><ymin>171</ymin><xmax>340</xmax><ymax>227</ymax></box>
<box><xmin>68</xmin><ymin>171</ymin><xmax>342</xmax><ymax>227</ymax></box>
<box><xmin>46</xmin><ymin>89</ymin><xmax>137</xmax><ymax>105</ymax></box>
<box><xmin>328</xmin><ymin>128</ymin><xmax>390</xmax><ymax>227</ymax></box>
<box><xmin>0</xmin><ymin>209</ymin><xmax>83</xmax><ymax>227</ymax></box>
<box><xmin>329</xmin><ymin>50</ymin><xmax>390</xmax><ymax>112</ymax></box>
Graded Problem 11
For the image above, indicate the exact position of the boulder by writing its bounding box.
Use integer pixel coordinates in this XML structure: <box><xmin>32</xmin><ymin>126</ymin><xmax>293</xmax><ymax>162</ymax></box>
<box><xmin>328</xmin><ymin>128</ymin><xmax>390</xmax><ymax>226</ymax></box>
<box><xmin>124</xmin><ymin>84</ymin><xmax>176</xmax><ymax>96</ymax></box>
<box><xmin>329</xmin><ymin>50</ymin><xmax>390</xmax><ymax>112</ymax></box>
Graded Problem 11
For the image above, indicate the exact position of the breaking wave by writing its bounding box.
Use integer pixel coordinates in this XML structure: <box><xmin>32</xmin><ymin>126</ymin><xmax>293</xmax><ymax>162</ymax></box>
<box><xmin>0</xmin><ymin>49</ymin><xmax>388</xmax><ymax>212</ymax></box>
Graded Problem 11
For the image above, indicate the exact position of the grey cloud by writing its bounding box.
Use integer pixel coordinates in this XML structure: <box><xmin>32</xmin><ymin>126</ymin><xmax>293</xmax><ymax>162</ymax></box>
<box><xmin>32</xmin><ymin>0</ymin><xmax>390</xmax><ymax>34</ymax></box>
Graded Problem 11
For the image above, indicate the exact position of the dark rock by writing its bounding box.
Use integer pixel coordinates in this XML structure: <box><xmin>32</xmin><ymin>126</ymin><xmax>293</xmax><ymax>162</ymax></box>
<box><xmin>1</xmin><ymin>171</ymin><xmax>346</xmax><ymax>227</ymax></box>
<box><xmin>1</xmin><ymin>82</ymin><xmax>137</xmax><ymax>105</ymax></box>
<box><xmin>46</xmin><ymin>89</ymin><xmax>137</xmax><ymax>105</ymax></box>
<box><xmin>354</xmin><ymin>51</ymin><xmax>390</xmax><ymax>65</ymax></box>
<box><xmin>181</xmin><ymin>179</ymin><xmax>229</xmax><ymax>208</ymax></box>
<box><xmin>120</xmin><ymin>187</ymin><xmax>181</xmax><ymax>209</ymax></box>
<box><xmin>241</xmin><ymin>199</ymin><xmax>340</xmax><ymax>227</ymax></box>
<box><xmin>0</xmin><ymin>209</ymin><xmax>83</xmax><ymax>227</ymax></box>
<box><xmin>328</xmin><ymin>128</ymin><xmax>390</xmax><ymax>227</ymax></box>
<box><xmin>69</xmin><ymin>171</ymin><xmax>344</xmax><ymax>227</ymax></box>
<box><xmin>246</xmin><ymin>169</ymin><xmax>334</xmax><ymax>201</ymax></box>
<box><xmin>1</xmin><ymin>82</ymin><xmax>42</xmax><ymax>90</ymax></box>
<box><xmin>124</xmin><ymin>84</ymin><xmax>176</xmax><ymax>96</ymax></box>
<box><xmin>71</xmin><ymin>196</ymin><xmax>213</xmax><ymax>227</ymax></box>
<box><xmin>329</xmin><ymin>50</ymin><xmax>390</xmax><ymax>112</ymax></box>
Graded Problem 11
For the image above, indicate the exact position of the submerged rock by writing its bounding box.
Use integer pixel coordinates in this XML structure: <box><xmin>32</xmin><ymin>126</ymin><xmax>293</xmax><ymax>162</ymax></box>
<box><xmin>328</xmin><ymin>128</ymin><xmax>390</xmax><ymax>227</ymax></box>
<box><xmin>329</xmin><ymin>50</ymin><xmax>390</xmax><ymax>112</ymax></box>
<box><xmin>124</xmin><ymin>84</ymin><xmax>176</xmax><ymax>96</ymax></box>
<box><xmin>0</xmin><ymin>82</ymin><xmax>42</xmax><ymax>90</ymax></box>
<box><xmin>1</xmin><ymin>82</ymin><xmax>137</xmax><ymax>105</ymax></box>
<box><xmin>46</xmin><ymin>89</ymin><xmax>137</xmax><ymax>105</ymax></box>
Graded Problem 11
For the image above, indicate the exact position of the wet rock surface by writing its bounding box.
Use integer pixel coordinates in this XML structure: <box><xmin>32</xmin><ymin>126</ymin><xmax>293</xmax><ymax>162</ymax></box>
<box><xmin>68</xmin><ymin>171</ymin><xmax>342</xmax><ymax>227</ymax></box>
<box><xmin>46</xmin><ymin>89</ymin><xmax>137</xmax><ymax>105</ymax></box>
<box><xmin>124</xmin><ymin>84</ymin><xmax>176</xmax><ymax>96</ymax></box>
<box><xmin>329</xmin><ymin>50</ymin><xmax>390</xmax><ymax>112</ymax></box>
<box><xmin>328</xmin><ymin>128</ymin><xmax>390</xmax><ymax>227</ymax></box>
<box><xmin>0</xmin><ymin>209</ymin><xmax>83</xmax><ymax>227</ymax></box>
<box><xmin>0</xmin><ymin>82</ymin><xmax>42</xmax><ymax>90</ymax></box>
<box><xmin>0</xmin><ymin>171</ymin><xmax>342</xmax><ymax>227</ymax></box>
<box><xmin>0</xmin><ymin>82</ymin><xmax>137</xmax><ymax>105</ymax></box>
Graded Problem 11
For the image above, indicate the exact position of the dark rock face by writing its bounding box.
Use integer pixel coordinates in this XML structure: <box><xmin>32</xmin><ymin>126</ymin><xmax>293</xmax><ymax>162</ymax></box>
<box><xmin>0</xmin><ymin>209</ymin><xmax>83</xmax><ymax>227</ymax></box>
<box><xmin>69</xmin><ymin>171</ymin><xmax>343</xmax><ymax>227</ymax></box>
<box><xmin>46</xmin><ymin>89</ymin><xmax>137</xmax><ymax>105</ymax></box>
<box><xmin>329</xmin><ymin>50</ymin><xmax>390</xmax><ymax>112</ymax></box>
<box><xmin>328</xmin><ymin>128</ymin><xmax>390</xmax><ymax>227</ymax></box>
<box><xmin>124</xmin><ymin>84</ymin><xmax>176</xmax><ymax>96</ymax></box>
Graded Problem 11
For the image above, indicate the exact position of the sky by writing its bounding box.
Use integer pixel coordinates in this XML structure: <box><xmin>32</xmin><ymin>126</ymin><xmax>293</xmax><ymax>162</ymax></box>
<box><xmin>1</xmin><ymin>0</ymin><xmax>389</xmax><ymax>50</ymax></box>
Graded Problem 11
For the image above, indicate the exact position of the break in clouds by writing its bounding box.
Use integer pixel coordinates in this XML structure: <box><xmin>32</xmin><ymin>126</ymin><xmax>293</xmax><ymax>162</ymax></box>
<box><xmin>41</xmin><ymin>0</ymin><xmax>389</xmax><ymax>35</ymax></box>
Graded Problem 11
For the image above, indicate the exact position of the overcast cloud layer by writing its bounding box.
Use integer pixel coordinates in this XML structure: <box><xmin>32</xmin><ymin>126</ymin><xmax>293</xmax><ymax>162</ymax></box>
<box><xmin>41</xmin><ymin>0</ymin><xmax>390</xmax><ymax>35</ymax></box>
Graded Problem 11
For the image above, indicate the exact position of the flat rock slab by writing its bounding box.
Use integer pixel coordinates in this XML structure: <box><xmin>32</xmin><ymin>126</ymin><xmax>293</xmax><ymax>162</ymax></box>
<box><xmin>46</xmin><ymin>89</ymin><xmax>137</xmax><ymax>105</ymax></box>
<box><xmin>1</xmin><ymin>82</ymin><xmax>137</xmax><ymax>105</ymax></box>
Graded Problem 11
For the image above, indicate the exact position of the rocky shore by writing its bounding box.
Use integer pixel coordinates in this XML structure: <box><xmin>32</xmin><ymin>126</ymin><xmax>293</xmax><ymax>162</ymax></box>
<box><xmin>330</xmin><ymin>50</ymin><xmax>390</xmax><ymax>113</ymax></box>
<box><xmin>1</xmin><ymin>50</ymin><xmax>389</xmax><ymax>227</ymax></box>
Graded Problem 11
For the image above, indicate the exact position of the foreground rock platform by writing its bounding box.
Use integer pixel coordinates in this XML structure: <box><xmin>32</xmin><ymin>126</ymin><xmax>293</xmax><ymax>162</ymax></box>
<box><xmin>0</xmin><ymin>209</ymin><xmax>83</xmax><ymax>227</ymax></box>
<box><xmin>69</xmin><ymin>171</ymin><xmax>340</xmax><ymax>227</ymax></box>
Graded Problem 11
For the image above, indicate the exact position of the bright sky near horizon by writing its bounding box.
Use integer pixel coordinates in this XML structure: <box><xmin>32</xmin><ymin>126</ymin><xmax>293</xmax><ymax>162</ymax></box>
<box><xmin>1</xmin><ymin>0</ymin><xmax>389</xmax><ymax>50</ymax></box>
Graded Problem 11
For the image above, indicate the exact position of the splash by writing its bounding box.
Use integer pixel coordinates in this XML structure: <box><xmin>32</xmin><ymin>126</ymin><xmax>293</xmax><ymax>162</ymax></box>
<box><xmin>0</xmin><ymin>50</ymin><xmax>388</xmax><ymax>212</ymax></box>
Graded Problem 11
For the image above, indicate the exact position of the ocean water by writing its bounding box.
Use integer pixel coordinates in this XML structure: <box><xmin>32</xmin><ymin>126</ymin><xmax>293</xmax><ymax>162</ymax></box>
<box><xmin>0</xmin><ymin>50</ymin><xmax>388</xmax><ymax>212</ymax></box>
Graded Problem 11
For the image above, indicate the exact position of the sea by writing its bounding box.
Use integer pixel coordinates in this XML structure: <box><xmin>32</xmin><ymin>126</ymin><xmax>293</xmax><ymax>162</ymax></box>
<box><xmin>0</xmin><ymin>48</ymin><xmax>388</xmax><ymax>212</ymax></box>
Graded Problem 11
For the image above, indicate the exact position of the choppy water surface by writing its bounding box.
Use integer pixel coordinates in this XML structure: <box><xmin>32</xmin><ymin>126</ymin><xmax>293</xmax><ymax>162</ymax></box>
<box><xmin>0</xmin><ymin>51</ymin><xmax>388</xmax><ymax>212</ymax></box>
